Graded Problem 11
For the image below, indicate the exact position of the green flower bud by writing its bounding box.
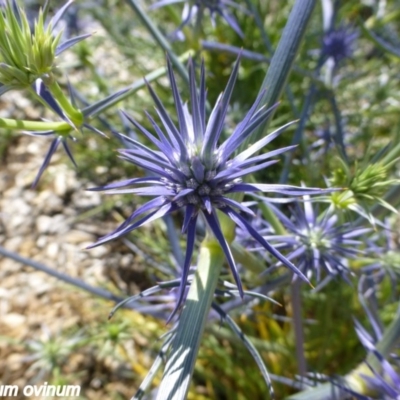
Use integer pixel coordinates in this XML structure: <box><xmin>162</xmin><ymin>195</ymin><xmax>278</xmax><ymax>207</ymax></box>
<box><xmin>0</xmin><ymin>1</ymin><xmax>61</xmax><ymax>88</ymax></box>
<box><xmin>329</xmin><ymin>150</ymin><xmax>400</xmax><ymax>219</ymax></box>
<box><xmin>0</xmin><ymin>0</ymin><xmax>89</xmax><ymax>94</ymax></box>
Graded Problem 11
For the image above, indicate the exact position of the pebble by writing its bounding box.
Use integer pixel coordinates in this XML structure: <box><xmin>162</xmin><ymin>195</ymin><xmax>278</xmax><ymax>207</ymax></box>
<box><xmin>3</xmin><ymin>237</ymin><xmax>23</xmax><ymax>252</ymax></box>
<box><xmin>35</xmin><ymin>214</ymin><xmax>68</xmax><ymax>234</ymax></box>
<box><xmin>2</xmin><ymin>313</ymin><xmax>27</xmax><ymax>328</ymax></box>
<box><xmin>35</xmin><ymin>215</ymin><xmax>55</xmax><ymax>234</ymax></box>
<box><xmin>31</xmin><ymin>190</ymin><xmax>64</xmax><ymax>213</ymax></box>
<box><xmin>65</xmin><ymin>230</ymin><xmax>95</xmax><ymax>244</ymax></box>
<box><xmin>46</xmin><ymin>242</ymin><xmax>60</xmax><ymax>260</ymax></box>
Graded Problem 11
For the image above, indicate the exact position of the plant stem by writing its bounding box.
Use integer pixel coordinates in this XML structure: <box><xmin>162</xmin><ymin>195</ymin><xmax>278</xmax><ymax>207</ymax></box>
<box><xmin>290</xmin><ymin>280</ymin><xmax>307</xmax><ymax>379</ymax></box>
<box><xmin>82</xmin><ymin>50</ymin><xmax>194</xmax><ymax>118</ymax></box>
<box><xmin>125</xmin><ymin>0</ymin><xmax>189</xmax><ymax>84</ymax></box>
<box><xmin>243</xmin><ymin>0</ymin><xmax>299</xmax><ymax>118</ymax></box>
<box><xmin>231</xmin><ymin>241</ymin><xmax>266</xmax><ymax>274</ymax></box>
<box><xmin>156</xmin><ymin>240</ymin><xmax>224</xmax><ymax>400</ymax></box>
<box><xmin>0</xmin><ymin>117</ymin><xmax>70</xmax><ymax>132</ymax></box>
<box><xmin>240</xmin><ymin>0</ymin><xmax>317</xmax><ymax>149</ymax></box>
<box><xmin>0</xmin><ymin>245</ymin><xmax>123</xmax><ymax>304</ymax></box>
<box><xmin>47</xmin><ymin>80</ymin><xmax>83</xmax><ymax>125</ymax></box>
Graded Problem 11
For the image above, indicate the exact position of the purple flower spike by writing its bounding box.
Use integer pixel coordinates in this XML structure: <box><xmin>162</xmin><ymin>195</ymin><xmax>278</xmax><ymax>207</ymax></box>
<box><xmin>89</xmin><ymin>57</ymin><xmax>327</xmax><ymax>317</ymax></box>
<box><xmin>150</xmin><ymin>0</ymin><xmax>249</xmax><ymax>38</ymax></box>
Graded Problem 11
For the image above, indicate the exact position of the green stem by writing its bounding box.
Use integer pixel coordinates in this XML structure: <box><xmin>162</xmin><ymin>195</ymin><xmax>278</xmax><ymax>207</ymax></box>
<box><xmin>47</xmin><ymin>80</ymin><xmax>83</xmax><ymax>125</ymax></box>
<box><xmin>381</xmin><ymin>140</ymin><xmax>400</xmax><ymax>165</ymax></box>
<box><xmin>361</xmin><ymin>184</ymin><xmax>400</xmax><ymax>223</ymax></box>
<box><xmin>0</xmin><ymin>117</ymin><xmax>70</xmax><ymax>132</ymax></box>
<box><xmin>125</xmin><ymin>0</ymin><xmax>189</xmax><ymax>84</ymax></box>
<box><xmin>258</xmin><ymin>200</ymin><xmax>287</xmax><ymax>235</ymax></box>
<box><xmin>231</xmin><ymin>241</ymin><xmax>266</xmax><ymax>274</ymax></box>
<box><xmin>156</xmin><ymin>240</ymin><xmax>224</xmax><ymax>400</ymax></box>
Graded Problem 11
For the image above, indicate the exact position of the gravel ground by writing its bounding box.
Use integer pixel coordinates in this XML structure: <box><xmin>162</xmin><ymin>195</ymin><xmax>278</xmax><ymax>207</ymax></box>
<box><xmin>0</xmin><ymin>92</ymin><xmax>159</xmax><ymax>399</ymax></box>
<box><xmin>0</xmin><ymin>10</ymin><xmax>174</xmax><ymax>398</ymax></box>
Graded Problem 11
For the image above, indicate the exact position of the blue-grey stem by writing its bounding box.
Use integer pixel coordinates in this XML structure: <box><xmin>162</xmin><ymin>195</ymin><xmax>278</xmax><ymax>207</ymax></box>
<box><xmin>82</xmin><ymin>50</ymin><xmax>193</xmax><ymax>118</ymax></box>
<box><xmin>0</xmin><ymin>245</ymin><xmax>124</xmax><ymax>304</ymax></box>
<box><xmin>328</xmin><ymin>90</ymin><xmax>348</xmax><ymax>163</ymax></box>
<box><xmin>156</xmin><ymin>243</ymin><xmax>224</xmax><ymax>400</ymax></box>
<box><xmin>291</xmin><ymin>280</ymin><xmax>307</xmax><ymax>380</ymax></box>
<box><xmin>201</xmin><ymin>40</ymin><xmax>271</xmax><ymax>62</ymax></box>
<box><xmin>200</xmin><ymin>41</ymin><xmax>322</xmax><ymax>85</ymax></box>
<box><xmin>125</xmin><ymin>0</ymin><xmax>189</xmax><ymax>84</ymax></box>
<box><xmin>240</xmin><ymin>0</ymin><xmax>317</xmax><ymax>150</ymax></box>
<box><xmin>279</xmin><ymin>84</ymin><xmax>317</xmax><ymax>183</ymax></box>
<box><xmin>163</xmin><ymin>214</ymin><xmax>184</xmax><ymax>267</ymax></box>
<box><xmin>244</xmin><ymin>0</ymin><xmax>298</xmax><ymax>118</ymax></box>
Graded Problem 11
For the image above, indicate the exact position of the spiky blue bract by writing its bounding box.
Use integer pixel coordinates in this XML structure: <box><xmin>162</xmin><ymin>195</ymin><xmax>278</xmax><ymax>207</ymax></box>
<box><xmin>265</xmin><ymin>198</ymin><xmax>369</xmax><ymax>284</ymax></box>
<box><xmin>89</xmin><ymin>56</ymin><xmax>326</xmax><ymax>316</ymax></box>
<box><xmin>150</xmin><ymin>0</ymin><xmax>248</xmax><ymax>38</ymax></box>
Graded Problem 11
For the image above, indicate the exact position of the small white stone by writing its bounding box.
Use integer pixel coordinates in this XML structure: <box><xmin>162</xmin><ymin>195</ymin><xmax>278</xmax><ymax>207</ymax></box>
<box><xmin>2</xmin><ymin>313</ymin><xmax>26</xmax><ymax>328</ymax></box>
<box><xmin>46</xmin><ymin>242</ymin><xmax>59</xmax><ymax>260</ymax></box>
<box><xmin>36</xmin><ymin>215</ymin><xmax>54</xmax><ymax>234</ymax></box>
<box><xmin>65</xmin><ymin>230</ymin><xmax>95</xmax><ymax>244</ymax></box>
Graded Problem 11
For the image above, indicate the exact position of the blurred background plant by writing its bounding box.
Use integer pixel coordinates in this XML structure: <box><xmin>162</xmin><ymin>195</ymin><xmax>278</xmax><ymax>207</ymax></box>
<box><xmin>0</xmin><ymin>0</ymin><xmax>400</xmax><ymax>399</ymax></box>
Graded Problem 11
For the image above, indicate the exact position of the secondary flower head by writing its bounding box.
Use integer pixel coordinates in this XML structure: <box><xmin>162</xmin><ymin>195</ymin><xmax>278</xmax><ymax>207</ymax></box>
<box><xmin>0</xmin><ymin>0</ymin><xmax>89</xmax><ymax>94</ymax></box>
<box><xmin>151</xmin><ymin>0</ymin><xmax>247</xmax><ymax>37</ymax></box>
<box><xmin>322</xmin><ymin>26</ymin><xmax>358</xmax><ymax>66</ymax></box>
<box><xmin>265</xmin><ymin>198</ymin><xmax>369</xmax><ymax>283</ymax></box>
<box><xmin>89</xmin><ymin>57</ymin><xmax>325</xmax><ymax>314</ymax></box>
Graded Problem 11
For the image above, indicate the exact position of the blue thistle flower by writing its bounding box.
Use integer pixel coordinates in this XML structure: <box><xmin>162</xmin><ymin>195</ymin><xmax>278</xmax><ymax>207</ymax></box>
<box><xmin>88</xmin><ymin>57</ymin><xmax>326</xmax><ymax>314</ymax></box>
<box><xmin>151</xmin><ymin>0</ymin><xmax>248</xmax><ymax>38</ymax></box>
<box><xmin>264</xmin><ymin>198</ymin><xmax>369</xmax><ymax>284</ymax></box>
<box><xmin>322</xmin><ymin>26</ymin><xmax>358</xmax><ymax>66</ymax></box>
